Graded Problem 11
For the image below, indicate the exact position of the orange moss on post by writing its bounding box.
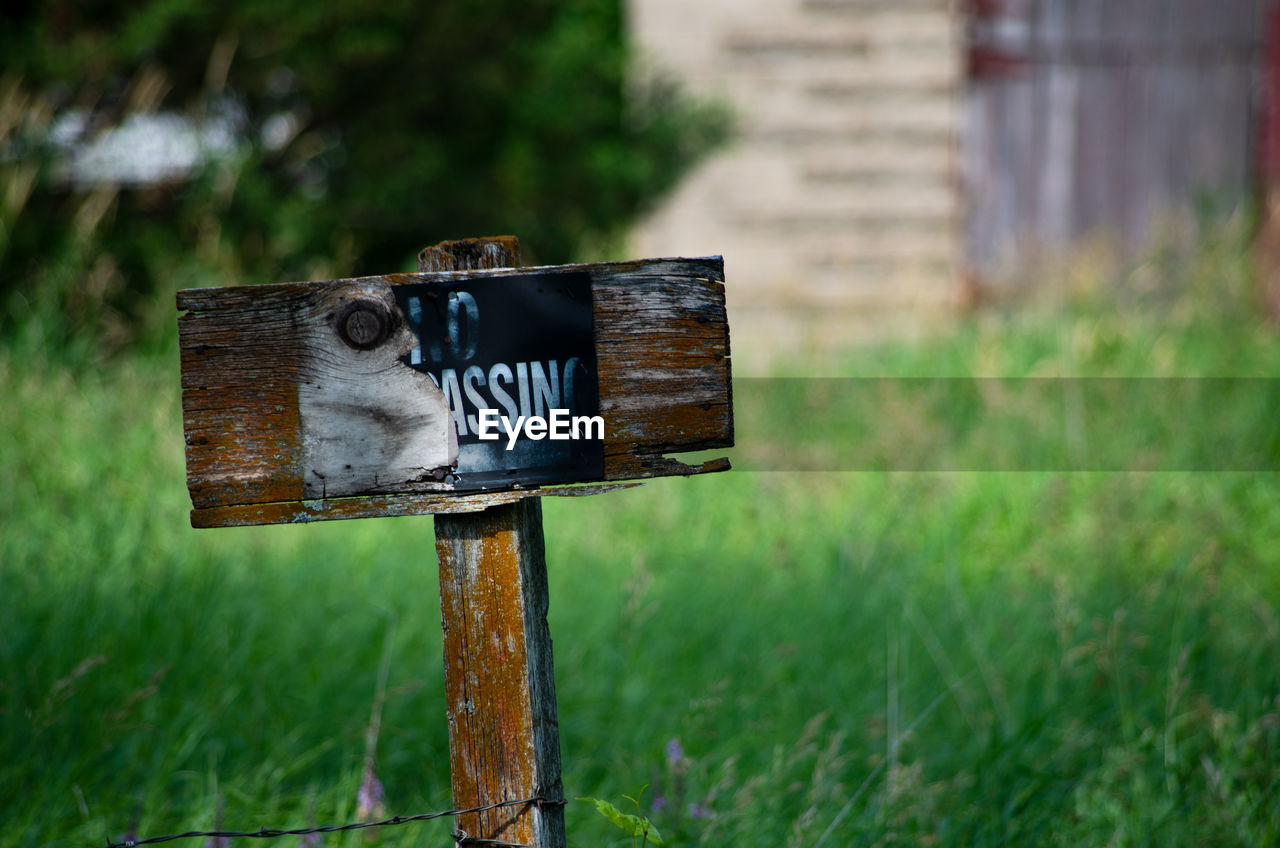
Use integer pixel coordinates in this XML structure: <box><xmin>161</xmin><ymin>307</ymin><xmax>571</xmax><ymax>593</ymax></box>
<box><xmin>434</xmin><ymin>498</ymin><xmax>563</xmax><ymax>848</ymax></box>
<box><xmin>426</xmin><ymin>238</ymin><xmax>565</xmax><ymax>848</ymax></box>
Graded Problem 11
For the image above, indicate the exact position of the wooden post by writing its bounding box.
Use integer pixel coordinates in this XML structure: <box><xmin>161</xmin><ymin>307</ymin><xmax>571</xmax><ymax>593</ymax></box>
<box><xmin>177</xmin><ymin>238</ymin><xmax>730</xmax><ymax>848</ymax></box>
<box><xmin>423</xmin><ymin>238</ymin><xmax>565</xmax><ymax>848</ymax></box>
<box><xmin>177</xmin><ymin>235</ymin><xmax>731</xmax><ymax>848</ymax></box>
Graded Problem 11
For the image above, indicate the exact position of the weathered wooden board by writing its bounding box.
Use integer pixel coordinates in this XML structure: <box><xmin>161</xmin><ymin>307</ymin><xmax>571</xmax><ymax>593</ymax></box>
<box><xmin>178</xmin><ymin>257</ymin><xmax>732</xmax><ymax>527</ymax></box>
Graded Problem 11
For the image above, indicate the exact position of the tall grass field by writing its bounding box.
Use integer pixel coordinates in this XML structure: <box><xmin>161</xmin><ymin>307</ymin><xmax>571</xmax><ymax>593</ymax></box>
<box><xmin>3</xmin><ymin>226</ymin><xmax>1279</xmax><ymax>847</ymax></box>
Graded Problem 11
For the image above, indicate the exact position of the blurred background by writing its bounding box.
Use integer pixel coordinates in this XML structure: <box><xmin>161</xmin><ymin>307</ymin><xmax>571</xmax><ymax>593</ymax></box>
<box><xmin>4</xmin><ymin>1</ymin><xmax>1280</xmax><ymax>847</ymax></box>
<box><xmin>632</xmin><ymin>0</ymin><xmax>1270</xmax><ymax>365</ymax></box>
<box><xmin>3</xmin><ymin>0</ymin><xmax>1276</xmax><ymax>367</ymax></box>
<box><xmin>0</xmin><ymin>0</ymin><xmax>729</xmax><ymax>362</ymax></box>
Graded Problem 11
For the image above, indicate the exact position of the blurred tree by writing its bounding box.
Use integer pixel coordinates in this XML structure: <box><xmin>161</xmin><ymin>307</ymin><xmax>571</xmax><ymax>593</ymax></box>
<box><xmin>0</xmin><ymin>0</ymin><xmax>729</xmax><ymax>355</ymax></box>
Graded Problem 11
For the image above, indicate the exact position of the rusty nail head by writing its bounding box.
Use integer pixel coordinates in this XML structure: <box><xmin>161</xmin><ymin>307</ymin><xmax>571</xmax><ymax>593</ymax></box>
<box><xmin>336</xmin><ymin>300</ymin><xmax>390</xmax><ymax>350</ymax></box>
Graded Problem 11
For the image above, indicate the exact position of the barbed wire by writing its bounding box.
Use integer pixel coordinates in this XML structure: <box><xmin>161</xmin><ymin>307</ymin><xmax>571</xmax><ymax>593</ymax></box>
<box><xmin>451</xmin><ymin>830</ymin><xmax>544</xmax><ymax>848</ymax></box>
<box><xmin>101</xmin><ymin>797</ymin><xmax>564</xmax><ymax>848</ymax></box>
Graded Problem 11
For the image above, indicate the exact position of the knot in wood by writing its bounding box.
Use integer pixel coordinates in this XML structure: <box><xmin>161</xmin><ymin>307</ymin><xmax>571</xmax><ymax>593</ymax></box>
<box><xmin>336</xmin><ymin>299</ymin><xmax>391</xmax><ymax>350</ymax></box>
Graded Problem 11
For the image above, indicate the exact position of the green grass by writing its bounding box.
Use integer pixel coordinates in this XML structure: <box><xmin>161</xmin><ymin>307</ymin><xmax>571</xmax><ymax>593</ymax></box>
<box><xmin>3</xmin><ymin>226</ymin><xmax>1280</xmax><ymax>847</ymax></box>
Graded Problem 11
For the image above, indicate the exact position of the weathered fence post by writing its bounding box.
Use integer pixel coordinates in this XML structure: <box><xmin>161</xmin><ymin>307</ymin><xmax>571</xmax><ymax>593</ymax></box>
<box><xmin>420</xmin><ymin>238</ymin><xmax>565</xmax><ymax>848</ymax></box>
<box><xmin>176</xmin><ymin>235</ymin><xmax>732</xmax><ymax>848</ymax></box>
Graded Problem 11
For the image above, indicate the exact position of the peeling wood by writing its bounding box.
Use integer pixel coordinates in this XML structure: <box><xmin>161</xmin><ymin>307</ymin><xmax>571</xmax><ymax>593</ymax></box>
<box><xmin>178</xmin><ymin>253</ymin><xmax>733</xmax><ymax>527</ymax></box>
<box><xmin>188</xmin><ymin>482</ymin><xmax>643</xmax><ymax>528</ymax></box>
<box><xmin>295</xmin><ymin>282</ymin><xmax>456</xmax><ymax>499</ymax></box>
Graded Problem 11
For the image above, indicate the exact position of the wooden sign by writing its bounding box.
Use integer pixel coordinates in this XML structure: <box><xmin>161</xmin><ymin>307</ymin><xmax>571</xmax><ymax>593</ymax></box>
<box><xmin>393</xmin><ymin>269</ymin><xmax>603</xmax><ymax>491</ymax></box>
<box><xmin>177</xmin><ymin>246</ymin><xmax>732</xmax><ymax>527</ymax></box>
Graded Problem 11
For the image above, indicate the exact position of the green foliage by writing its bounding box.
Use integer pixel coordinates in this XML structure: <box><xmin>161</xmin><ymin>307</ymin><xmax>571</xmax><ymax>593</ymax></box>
<box><xmin>0</xmin><ymin>0</ymin><xmax>729</xmax><ymax>359</ymax></box>
<box><xmin>2</xmin><ymin>228</ymin><xmax>1279</xmax><ymax>846</ymax></box>
<box><xmin>579</xmin><ymin>792</ymin><xmax>664</xmax><ymax>846</ymax></box>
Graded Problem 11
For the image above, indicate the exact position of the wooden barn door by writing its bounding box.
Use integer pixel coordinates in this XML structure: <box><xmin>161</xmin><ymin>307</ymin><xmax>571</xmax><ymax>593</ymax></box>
<box><xmin>963</xmin><ymin>0</ymin><xmax>1267</xmax><ymax>280</ymax></box>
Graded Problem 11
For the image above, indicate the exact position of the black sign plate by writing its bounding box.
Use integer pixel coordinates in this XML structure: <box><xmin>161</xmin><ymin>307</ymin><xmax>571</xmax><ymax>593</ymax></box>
<box><xmin>395</xmin><ymin>271</ymin><xmax>602</xmax><ymax>491</ymax></box>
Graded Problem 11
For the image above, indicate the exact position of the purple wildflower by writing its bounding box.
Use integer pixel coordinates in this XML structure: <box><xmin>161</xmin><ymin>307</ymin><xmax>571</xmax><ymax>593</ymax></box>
<box><xmin>687</xmin><ymin>803</ymin><xmax>710</xmax><ymax>820</ymax></box>
<box><xmin>300</xmin><ymin>792</ymin><xmax>323</xmax><ymax>848</ymax></box>
<box><xmin>664</xmin><ymin>738</ymin><xmax>684</xmax><ymax>767</ymax></box>
<box><xmin>651</xmin><ymin>795</ymin><xmax>667</xmax><ymax>814</ymax></box>
<box><xmin>357</xmin><ymin>768</ymin><xmax>386</xmax><ymax>820</ymax></box>
<box><xmin>204</xmin><ymin>800</ymin><xmax>230</xmax><ymax>848</ymax></box>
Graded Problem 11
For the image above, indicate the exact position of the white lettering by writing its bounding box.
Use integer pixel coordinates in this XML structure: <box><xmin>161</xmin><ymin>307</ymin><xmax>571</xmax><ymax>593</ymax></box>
<box><xmin>477</xmin><ymin>408</ymin><xmax>500</xmax><ymax>440</ymax></box>
<box><xmin>438</xmin><ymin>369</ymin><xmax>467</xmax><ymax>436</ymax></box>
<box><xmin>549</xmin><ymin>408</ymin><xmax>570</xmax><ymax>439</ymax></box>
<box><xmin>474</xmin><ymin>409</ymin><xmax>605</xmax><ymax>449</ymax></box>
<box><xmin>502</xmin><ymin>415</ymin><xmax>524</xmax><ymax>451</ymax></box>
<box><xmin>488</xmin><ymin>363</ymin><xmax>519</xmax><ymax>420</ymax></box>
<box><xmin>563</xmin><ymin>357</ymin><xmax>584</xmax><ymax>414</ymax></box>
<box><xmin>408</xmin><ymin>296</ymin><xmax>424</xmax><ymax>365</ymax></box>
<box><xmin>530</xmin><ymin>360</ymin><xmax>560</xmax><ymax>418</ymax></box>
<box><xmin>573</xmin><ymin>415</ymin><xmax>604</xmax><ymax>440</ymax></box>
<box><xmin>446</xmin><ymin>291</ymin><xmax>480</xmax><ymax>359</ymax></box>
<box><xmin>462</xmin><ymin>366</ymin><xmax>486</xmax><ymax>434</ymax></box>
<box><xmin>516</xmin><ymin>361</ymin><xmax>532</xmax><ymax>419</ymax></box>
